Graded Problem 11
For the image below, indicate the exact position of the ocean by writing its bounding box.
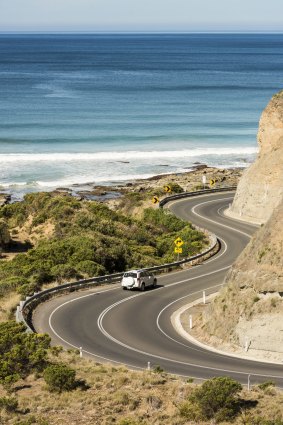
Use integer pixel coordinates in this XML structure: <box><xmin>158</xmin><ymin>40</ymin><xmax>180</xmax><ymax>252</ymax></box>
<box><xmin>0</xmin><ymin>33</ymin><xmax>283</xmax><ymax>197</ymax></box>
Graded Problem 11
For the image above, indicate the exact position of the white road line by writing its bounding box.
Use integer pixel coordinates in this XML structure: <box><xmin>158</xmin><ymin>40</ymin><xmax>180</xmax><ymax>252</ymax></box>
<box><xmin>96</xmin><ymin>196</ymin><xmax>265</xmax><ymax>376</ymax></box>
<box><xmin>96</xmin><ymin>280</ymin><xmax>283</xmax><ymax>379</ymax></box>
<box><xmin>191</xmin><ymin>197</ymin><xmax>252</xmax><ymax>238</ymax></box>
<box><xmin>155</xmin><ymin>197</ymin><xmax>253</xmax><ymax>353</ymax></box>
<box><xmin>156</xmin><ymin>286</ymin><xmax>223</xmax><ymax>352</ymax></box>
<box><xmin>49</xmin><ymin>287</ymin><xmax>117</xmax><ymax>344</ymax></box>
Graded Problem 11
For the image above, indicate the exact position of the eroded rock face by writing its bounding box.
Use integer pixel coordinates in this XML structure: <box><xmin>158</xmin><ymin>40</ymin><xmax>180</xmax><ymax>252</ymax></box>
<box><xmin>230</xmin><ymin>91</ymin><xmax>283</xmax><ymax>223</ymax></box>
<box><xmin>203</xmin><ymin>192</ymin><xmax>283</xmax><ymax>350</ymax></box>
<box><xmin>227</xmin><ymin>198</ymin><xmax>283</xmax><ymax>293</ymax></box>
<box><xmin>202</xmin><ymin>93</ymin><xmax>283</xmax><ymax>353</ymax></box>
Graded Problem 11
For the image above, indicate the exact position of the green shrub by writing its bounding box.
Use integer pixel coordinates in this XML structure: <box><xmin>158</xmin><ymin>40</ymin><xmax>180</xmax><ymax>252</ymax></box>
<box><xmin>153</xmin><ymin>365</ymin><xmax>164</xmax><ymax>374</ymax></box>
<box><xmin>0</xmin><ymin>193</ymin><xmax>207</xmax><ymax>296</ymax></box>
<box><xmin>43</xmin><ymin>363</ymin><xmax>76</xmax><ymax>392</ymax></box>
<box><xmin>257</xmin><ymin>381</ymin><xmax>275</xmax><ymax>391</ymax></box>
<box><xmin>167</xmin><ymin>182</ymin><xmax>184</xmax><ymax>193</ymax></box>
<box><xmin>17</xmin><ymin>281</ymin><xmax>40</xmax><ymax>297</ymax></box>
<box><xmin>180</xmin><ymin>376</ymin><xmax>242</xmax><ymax>422</ymax></box>
<box><xmin>143</xmin><ymin>208</ymin><xmax>186</xmax><ymax>232</ymax></box>
<box><xmin>51</xmin><ymin>263</ymin><xmax>79</xmax><ymax>282</ymax></box>
<box><xmin>49</xmin><ymin>345</ymin><xmax>63</xmax><ymax>357</ymax></box>
<box><xmin>0</xmin><ymin>220</ymin><xmax>11</xmax><ymax>247</ymax></box>
<box><xmin>0</xmin><ymin>396</ymin><xmax>18</xmax><ymax>412</ymax></box>
<box><xmin>76</xmin><ymin>260</ymin><xmax>106</xmax><ymax>277</ymax></box>
<box><xmin>0</xmin><ymin>321</ymin><xmax>50</xmax><ymax>387</ymax></box>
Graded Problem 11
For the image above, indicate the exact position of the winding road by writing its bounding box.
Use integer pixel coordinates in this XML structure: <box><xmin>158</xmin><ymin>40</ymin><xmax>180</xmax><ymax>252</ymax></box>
<box><xmin>34</xmin><ymin>191</ymin><xmax>283</xmax><ymax>386</ymax></box>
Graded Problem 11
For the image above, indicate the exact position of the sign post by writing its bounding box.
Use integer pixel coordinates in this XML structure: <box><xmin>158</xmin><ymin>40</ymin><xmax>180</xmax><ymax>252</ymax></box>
<box><xmin>174</xmin><ymin>237</ymin><xmax>184</xmax><ymax>261</ymax></box>
<box><xmin>174</xmin><ymin>246</ymin><xmax>182</xmax><ymax>261</ymax></box>
<box><xmin>202</xmin><ymin>174</ymin><xmax>207</xmax><ymax>190</ymax></box>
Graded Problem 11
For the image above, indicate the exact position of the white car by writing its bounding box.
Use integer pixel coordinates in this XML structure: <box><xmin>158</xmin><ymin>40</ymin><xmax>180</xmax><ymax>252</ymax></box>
<box><xmin>121</xmin><ymin>269</ymin><xmax>157</xmax><ymax>291</ymax></box>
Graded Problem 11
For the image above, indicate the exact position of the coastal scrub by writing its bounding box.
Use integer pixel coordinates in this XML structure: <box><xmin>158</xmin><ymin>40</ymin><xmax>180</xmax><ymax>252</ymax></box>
<box><xmin>0</xmin><ymin>192</ymin><xmax>207</xmax><ymax>297</ymax></box>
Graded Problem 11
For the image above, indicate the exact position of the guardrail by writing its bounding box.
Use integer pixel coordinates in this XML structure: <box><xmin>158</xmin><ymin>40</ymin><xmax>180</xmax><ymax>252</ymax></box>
<box><xmin>16</xmin><ymin>187</ymin><xmax>236</xmax><ymax>333</ymax></box>
<box><xmin>159</xmin><ymin>186</ymin><xmax>236</xmax><ymax>208</ymax></box>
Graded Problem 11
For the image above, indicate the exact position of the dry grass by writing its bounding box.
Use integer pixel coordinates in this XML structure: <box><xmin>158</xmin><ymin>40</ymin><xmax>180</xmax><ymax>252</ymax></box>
<box><xmin>0</xmin><ymin>350</ymin><xmax>283</xmax><ymax>425</ymax></box>
<box><xmin>0</xmin><ymin>292</ymin><xmax>20</xmax><ymax>322</ymax></box>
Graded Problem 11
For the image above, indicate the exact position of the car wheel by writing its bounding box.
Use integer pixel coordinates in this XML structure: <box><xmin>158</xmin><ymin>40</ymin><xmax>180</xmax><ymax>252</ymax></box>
<box><xmin>123</xmin><ymin>287</ymin><xmax>127</xmax><ymax>290</ymax></box>
<box><xmin>153</xmin><ymin>279</ymin><xmax>157</xmax><ymax>287</ymax></box>
<box><xmin>140</xmin><ymin>282</ymin><xmax>145</xmax><ymax>291</ymax></box>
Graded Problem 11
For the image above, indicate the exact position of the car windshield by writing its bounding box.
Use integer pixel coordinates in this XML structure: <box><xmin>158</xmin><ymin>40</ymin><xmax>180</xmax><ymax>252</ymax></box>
<box><xmin>124</xmin><ymin>272</ymin><xmax>137</xmax><ymax>278</ymax></box>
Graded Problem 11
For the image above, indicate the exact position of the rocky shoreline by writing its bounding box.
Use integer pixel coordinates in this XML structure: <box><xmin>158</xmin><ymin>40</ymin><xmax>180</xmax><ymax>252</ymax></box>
<box><xmin>0</xmin><ymin>193</ymin><xmax>11</xmax><ymax>207</ymax></box>
<box><xmin>0</xmin><ymin>164</ymin><xmax>243</xmax><ymax>207</ymax></box>
<box><xmin>0</xmin><ymin>163</ymin><xmax>244</xmax><ymax>211</ymax></box>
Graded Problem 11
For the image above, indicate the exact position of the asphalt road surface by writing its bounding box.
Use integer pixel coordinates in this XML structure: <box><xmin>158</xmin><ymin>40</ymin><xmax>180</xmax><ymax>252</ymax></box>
<box><xmin>34</xmin><ymin>191</ymin><xmax>283</xmax><ymax>386</ymax></box>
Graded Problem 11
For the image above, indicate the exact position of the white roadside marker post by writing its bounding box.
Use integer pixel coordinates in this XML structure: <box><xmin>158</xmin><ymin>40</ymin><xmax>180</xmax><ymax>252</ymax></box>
<box><xmin>189</xmin><ymin>315</ymin><xmax>193</xmax><ymax>329</ymax></box>
<box><xmin>79</xmin><ymin>347</ymin><xmax>83</xmax><ymax>358</ymax></box>
<box><xmin>147</xmin><ymin>362</ymin><xmax>151</xmax><ymax>371</ymax></box>
<box><xmin>248</xmin><ymin>374</ymin><xmax>251</xmax><ymax>391</ymax></box>
<box><xmin>203</xmin><ymin>290</ymin><xmax>206</xmax><ymax>305</ymax></box>
<box><xmin>16</xmin><ymin>305</ymin><xmax>20</xmax><ymax>322</ymax></box>
<box><xmin>244</xmin><ymin>336</ymin><xmax>249</xmax><ymax>352</ymax></box>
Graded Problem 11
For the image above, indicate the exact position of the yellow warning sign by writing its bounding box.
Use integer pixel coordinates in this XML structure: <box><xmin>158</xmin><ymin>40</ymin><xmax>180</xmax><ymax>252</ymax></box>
<box><xmin>174</xmin><ymin>237</ymin><xmax>184</xmax><ymax>247</ymax></box>
<box><xmin>164</xmin><ymin>185</ymin><xmax>171</xmax><ymax>193</ymax></box>
<box><xmin>152</xmin><ymin>196</ymin><xmax>159</xmax><ymax>204</ymax></box>
<box><xmin>175</xmin><ymin>247</ymin><xmax>183</xmax><ymax>254</ymax></box>
<box><xmin>209</xmin><ymin>179</ymin><xmax>216</xmax><ymax>187</ymax></box>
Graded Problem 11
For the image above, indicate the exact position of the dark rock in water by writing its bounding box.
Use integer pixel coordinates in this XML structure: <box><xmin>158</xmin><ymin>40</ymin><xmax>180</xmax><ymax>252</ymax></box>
<box><xmin>117</xmin><ymin>161</ymin><xmax>130</xmax><ymax>164</ymax></box>
<box><xmin>126</xmin><ymin>183</ymin><xmax>133</xmax><ymax>187</ymax></box>
<box><xmin>191</xmin><ymin>164</ymin><xmax>208</xmax><ymax>170</ymax></box>
<box><xmin>193</xmin><ymin>161</ymin><xmax>202</xmax><ymax>165</ymax></box>
<box><xmin>75</xmin><ymin>189</ymin><xmax>121</xmax><ymax>202</ymax></box>
<box><xmin>158</xmin><ymin>164</ymin><xmax>169</xmax><ymax>167</ymax></box>
<box><xmin>55</xmin><ymin>187</ymin><xmax>72</xmax><ymax>192</ymax></box>
<box><xmin>148</xmin><ymin>175</ymin><xmax>165</xmax><ymax>181</ymax></box>
<box><xmin>72</xmin><ymin>182</ymin><xmax>94</xmax><ymax>187</ymax></box>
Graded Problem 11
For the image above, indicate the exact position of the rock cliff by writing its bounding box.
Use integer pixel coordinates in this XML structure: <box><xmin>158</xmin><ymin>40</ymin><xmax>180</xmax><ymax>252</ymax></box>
<box><xmin>201</xmin><ymin>92</ymin><xmax>283</xmax><ymax>358</ymax></box>
<box><xmin>228</xmin><ymin>91</ymin><xmax>283</xmax><ymax>224</ymax></box>
<box><xmin>204</xmin><ymin>198</ymin><xmax>283</xmax><ymax>349</ymax></box>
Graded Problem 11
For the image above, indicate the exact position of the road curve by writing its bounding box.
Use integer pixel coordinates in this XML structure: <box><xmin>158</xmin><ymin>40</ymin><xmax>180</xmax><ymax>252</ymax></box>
<box><xmin>34</xmin><ymin>192</ymin><xmax>283</xmax><ymax>386</ymax></box>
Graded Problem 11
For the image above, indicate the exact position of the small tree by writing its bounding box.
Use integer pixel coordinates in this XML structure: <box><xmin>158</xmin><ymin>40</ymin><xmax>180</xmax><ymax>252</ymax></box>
<box><xmin>0</xmin><ymin>396</ymin><xmax>18</xmax><ymax>413</ymax></box>
<box><xmin>180</xmin><ymin>376</ymin><xmax>242</xmax><ymax>422</ymax></box>
<box><xmin>0</xmin><ymin>321</ymin><xmax>50</xmax><ymax>389</ymax></box>
<box><xmin>43</xmin><ymin>363</ymin><xmax>76</xmax><ymax>392</ymax></box>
